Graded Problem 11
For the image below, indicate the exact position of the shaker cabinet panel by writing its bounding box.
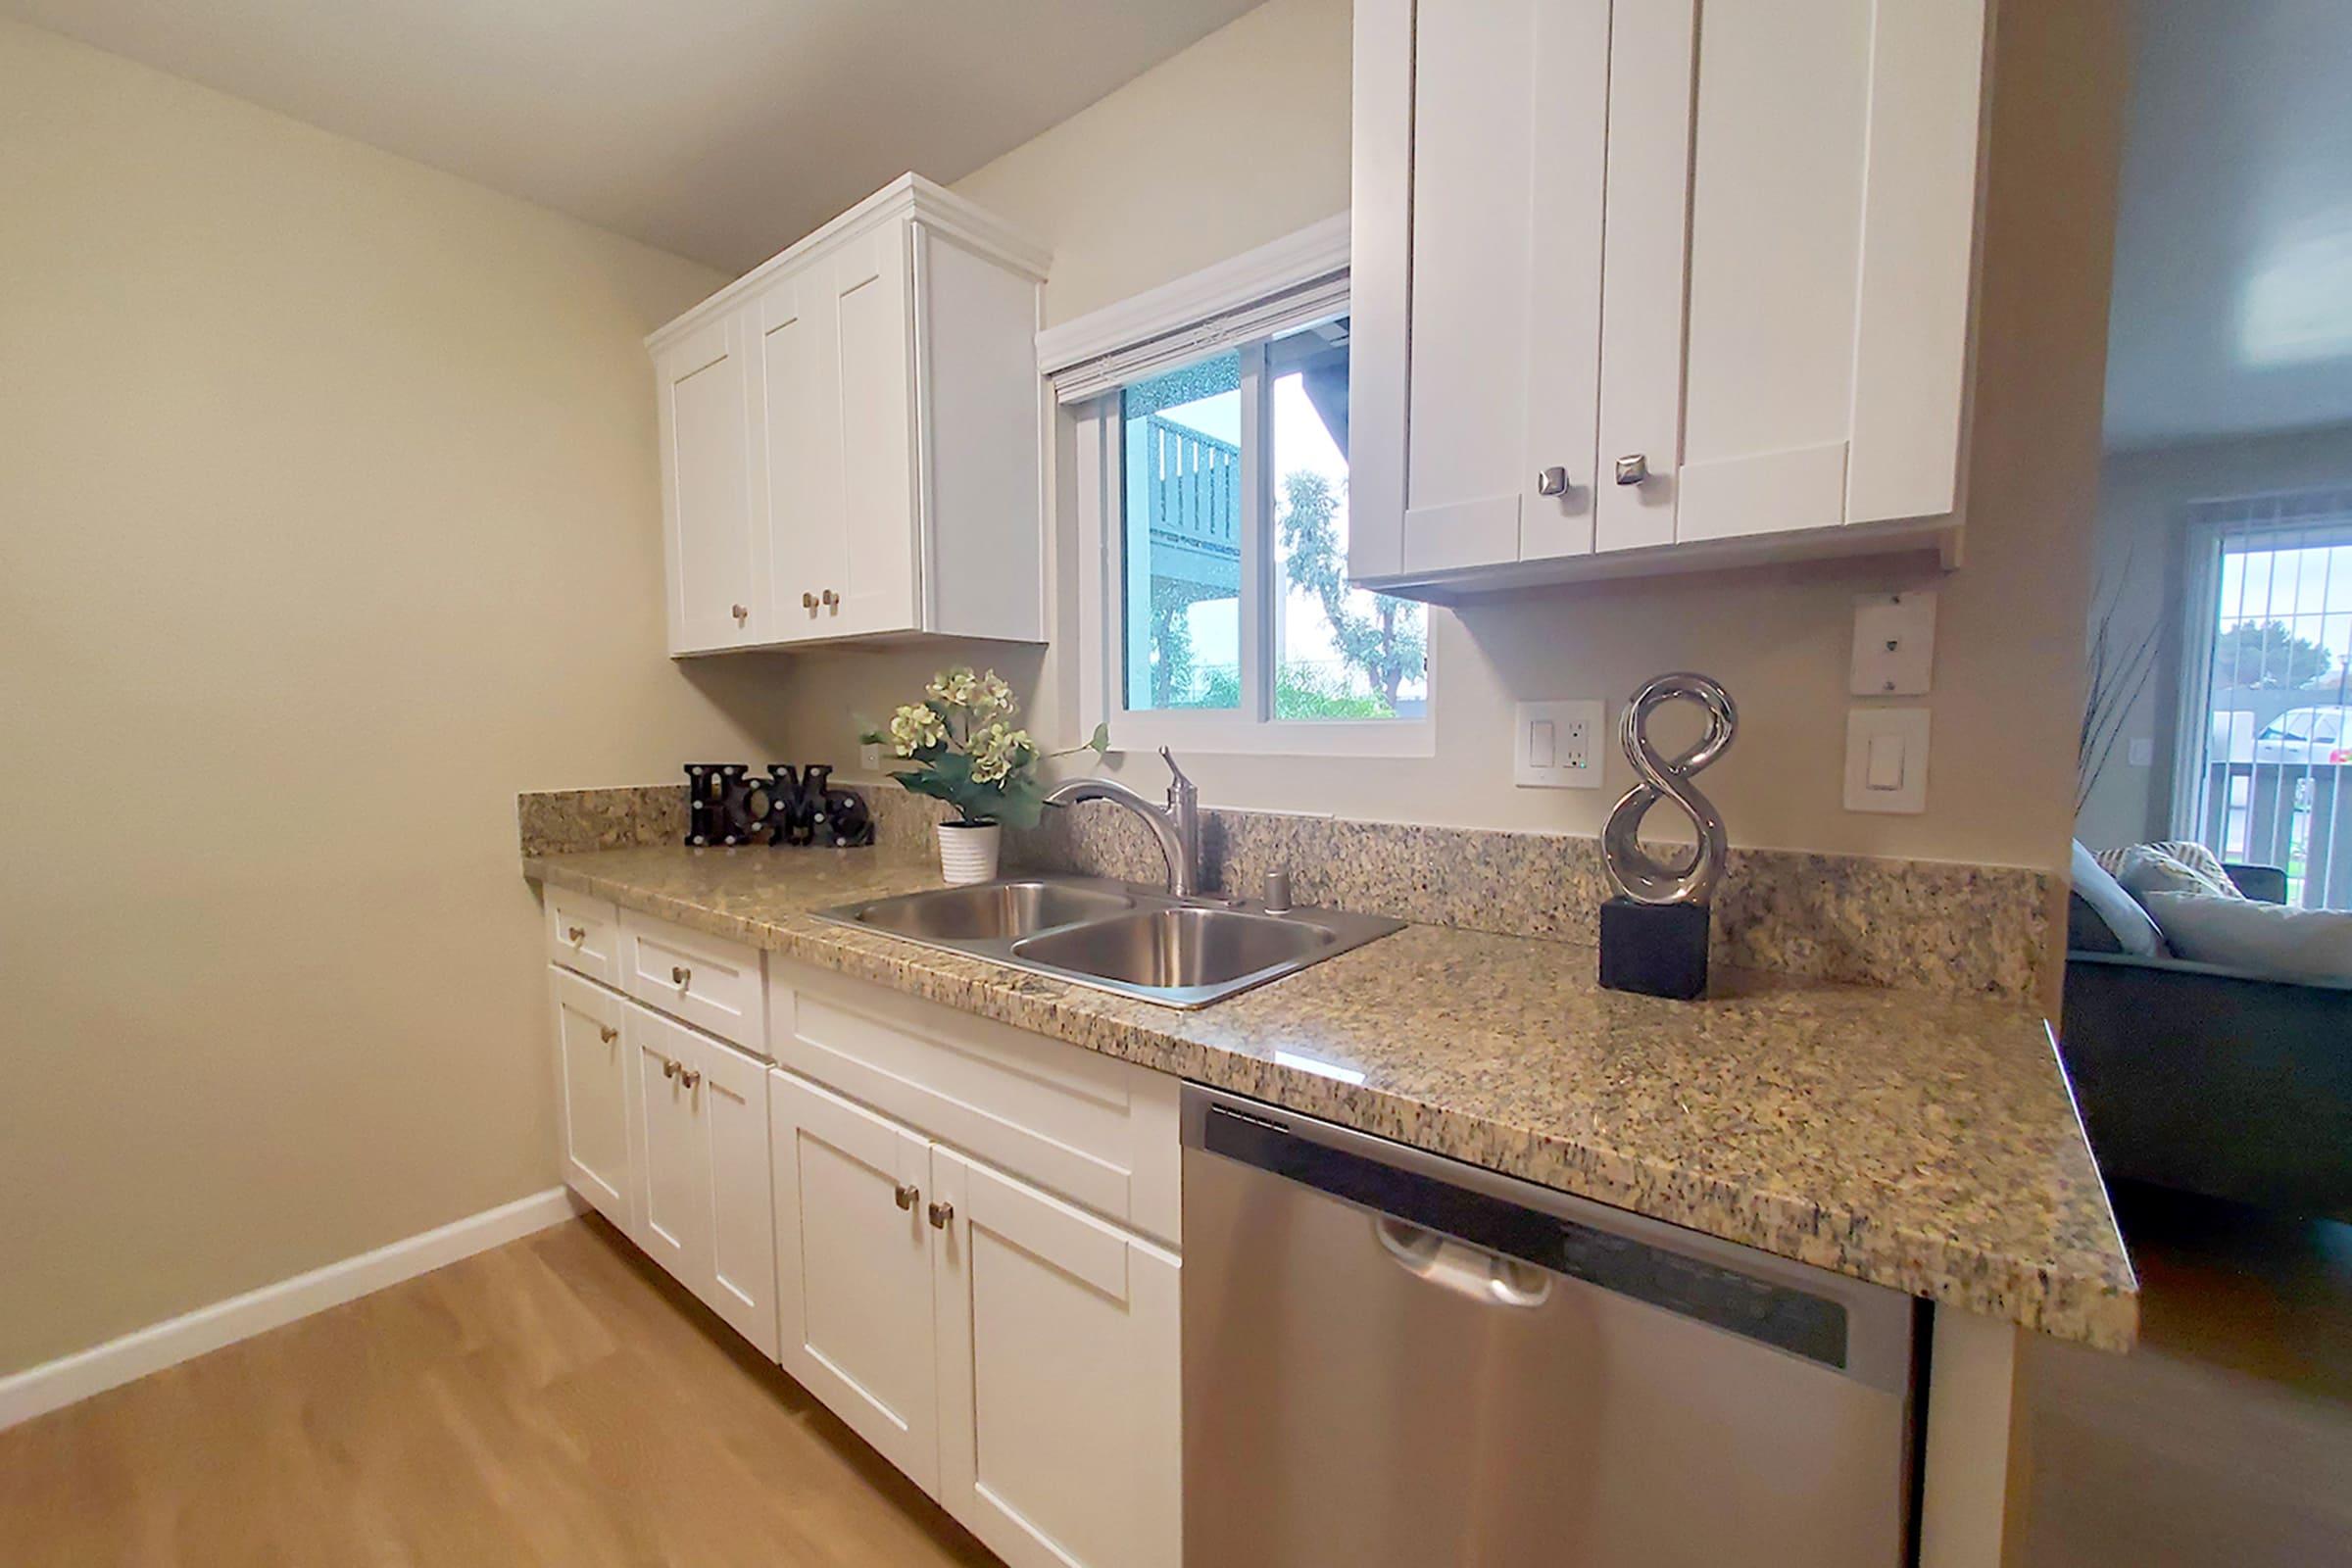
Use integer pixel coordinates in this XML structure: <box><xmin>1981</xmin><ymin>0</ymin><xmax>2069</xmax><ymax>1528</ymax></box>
<box><xmin>770</xmin><ymin>1070</ymin><xmax>941</xmax><ymax>1493</ymax></box>
<box><xmin>1351</xmin><ymin>0</ymin><xmax>1989</xmax><ymax>597</ymax></box>
<box><xmin>657</xmin><ymin>316</ymin><xmax>762</xmax><ymax>652</ymax></box>
<box><xmin>932</xmin><ymin>1149</ymin><xmax>1182</xmax><ymax>1568</ymax></box>
<box><xmin>550</xmin><ymin>967</ymin><xmax>634</xmax><ymax>1234</ymax></box>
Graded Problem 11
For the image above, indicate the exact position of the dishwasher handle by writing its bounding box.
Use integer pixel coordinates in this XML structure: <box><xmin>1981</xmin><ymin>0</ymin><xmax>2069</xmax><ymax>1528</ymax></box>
<box><xmin>1374</xmin><ymin>1216</ymin><xmax>1553</xmax><ymax>1308</ymax></box>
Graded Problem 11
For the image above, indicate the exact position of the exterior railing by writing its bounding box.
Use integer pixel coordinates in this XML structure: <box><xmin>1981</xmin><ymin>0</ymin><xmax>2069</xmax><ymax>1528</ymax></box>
<box><xmin>2198</xmin><ymin>760</ymin><xmax>2350</xmax><ymax>909</ymax></box>
<box><xmin>1142</xmin><ymin>414</ymin><xmax>1240</xmax><ymax>577</ymax></box>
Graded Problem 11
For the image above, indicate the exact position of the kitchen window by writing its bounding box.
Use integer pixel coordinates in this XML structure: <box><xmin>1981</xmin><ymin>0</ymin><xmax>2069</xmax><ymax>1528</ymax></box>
<box><xmin>1050</xmin><ymin>227</ymin><xmax>1433</xmax><ymax>758</ymax></box>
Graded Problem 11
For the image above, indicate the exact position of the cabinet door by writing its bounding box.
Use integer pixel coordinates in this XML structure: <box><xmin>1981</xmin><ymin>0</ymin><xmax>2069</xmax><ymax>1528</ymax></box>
<box><xmin>627</xmin><ymin>1002</ymin><xmax>710</xmax><ymax>1286</ymax></box>
<box><xmin>1632</xmin><ymin>0</ymin><xmax>1989</xmax><ymax>548</ymax></box>
<box><xmin>656</xmin><ymin>314</ymin><xmax>764</xmax><ymax>653</ymax></box>
<box><xmin>931</xmin><ymin>1150</ymin><xmax>1181</xmax><ymax>1568</ymax></box>
<box><xmin>770</xmin><ymin>1071</ymin><xmax>940</xmax><ymax>1492</ymax></box>
<box><xmin>755</xmin><ymin>270</ymin><xmax>847</xmax><ymax>644</ymax></box>
<box><xmin>550</xmin><ymin>969</ymin><xmax>634</xmax><ymax>1233</ymax></box>
<box><xmin>1354</xmin><ymin>0</ymin><xmax>1611</xmax><ymax>577</ymax></box>
<box><xmin>828</xmin><ymin>222</ymin><xmax>921</xmax><ymax>638</ymax></box>
<box><xmin>694</xmin><ymin>1028</ymin><xmax>777</xmax><ymax>1359</ymax></box>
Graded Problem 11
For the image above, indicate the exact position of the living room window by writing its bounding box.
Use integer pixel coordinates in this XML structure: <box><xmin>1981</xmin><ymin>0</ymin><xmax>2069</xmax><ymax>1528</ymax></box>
<box><xmin>1047</xmin><ymin>220</ymin><xmax>1433</xmax><ymax>758</ymax></box>
<box><xmin>2176</xmin><ymin>490</ymin><xmax>2352</xmax><ymax>908</ymax></box>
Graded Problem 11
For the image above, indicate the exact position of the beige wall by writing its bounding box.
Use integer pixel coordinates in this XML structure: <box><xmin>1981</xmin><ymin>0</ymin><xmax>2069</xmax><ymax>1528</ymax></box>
<box><xmin>0</xmin><ymin>21</ymin><xmax>794</xmax><ymax>1377</ymax></box>
<box><xmin>2077</xmin><ymin>421</ymin><xmax>2352</xmax><ymax>850</ymax></box>
<box><xmin>774</xmin><ymin>0</ymin><xmax>2127</xmax><ymax>871</ymax></box>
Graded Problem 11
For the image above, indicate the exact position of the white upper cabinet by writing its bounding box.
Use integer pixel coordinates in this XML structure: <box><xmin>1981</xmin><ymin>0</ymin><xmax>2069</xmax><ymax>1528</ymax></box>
<box><xmin>650</xmin><ymin>175</ymin><xmax>1051</xmax><ymax>655</ymax></box>
<box><xmin>655</xmin><ymin>316</ymin><xmax>764</xmax><ymax>650</ymax></box>
<box><xmin>1350</xmin><ymin>0</ymin><xmax>1992</xmax><ymax>597</ymax></box>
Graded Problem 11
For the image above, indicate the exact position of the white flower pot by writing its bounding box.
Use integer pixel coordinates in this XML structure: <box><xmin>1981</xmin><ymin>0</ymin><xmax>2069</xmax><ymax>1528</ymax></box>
<box><xmin>936</xmin><ymin>822</ymin><xmax>1002</xmax><ymax>885</ymax></box>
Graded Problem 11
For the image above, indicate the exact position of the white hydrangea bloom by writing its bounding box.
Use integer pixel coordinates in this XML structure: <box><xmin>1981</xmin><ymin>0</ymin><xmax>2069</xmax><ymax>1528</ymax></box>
<box><xmin>888</xmin><ymin>703</ymin><xmax>946</xmax><ymax>756</ymax></box>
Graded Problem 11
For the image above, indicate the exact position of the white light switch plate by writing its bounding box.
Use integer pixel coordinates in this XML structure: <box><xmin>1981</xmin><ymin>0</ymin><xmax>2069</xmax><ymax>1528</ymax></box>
<box><xmin>1514</xmin><ymin>700</ymin><xmax>1606</xmax><ymax>789</ymax></box>
<box><xmin>1844</xmin><ymin>708</ymin><xmax>1930</xmax><ymax>813</ymax></box>
<box><xmin>1849</xmin><ymin>591</ymin><xmax>1937</xmax><ymax>696</ymax></box>
<box><xmin>858</xmin><ymin>742</ymin><xmax>883</xmax><ymax>771</ymax></box>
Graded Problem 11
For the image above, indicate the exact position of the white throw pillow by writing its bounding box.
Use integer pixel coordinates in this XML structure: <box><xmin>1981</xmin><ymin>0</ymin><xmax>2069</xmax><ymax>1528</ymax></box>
<box><xmin>2141</xmin><ymin>893</ymin><xmax>2352</xmax><ymax>983</ymax></box>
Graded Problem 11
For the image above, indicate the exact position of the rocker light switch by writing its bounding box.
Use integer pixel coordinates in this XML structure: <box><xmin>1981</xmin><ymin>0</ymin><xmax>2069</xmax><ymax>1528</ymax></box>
<box><xmin>1845</xmin><ymin>709</ymin><xmax>1929</xmax><ymax>813</ymax></box>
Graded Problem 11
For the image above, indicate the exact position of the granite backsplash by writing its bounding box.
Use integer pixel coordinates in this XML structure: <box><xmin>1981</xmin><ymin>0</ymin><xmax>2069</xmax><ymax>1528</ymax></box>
<box><xmin>518</xmin><ymin>782</ymin><xmax>2056</xmax><ymax>1002</ymax></box>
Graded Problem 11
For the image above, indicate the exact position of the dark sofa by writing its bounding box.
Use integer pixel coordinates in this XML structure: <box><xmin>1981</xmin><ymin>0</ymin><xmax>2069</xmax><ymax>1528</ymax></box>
<box><xmin>2061</xmin><ymin>861</ymin><xmax>2352</xmax><ymax>1218</ymax></box>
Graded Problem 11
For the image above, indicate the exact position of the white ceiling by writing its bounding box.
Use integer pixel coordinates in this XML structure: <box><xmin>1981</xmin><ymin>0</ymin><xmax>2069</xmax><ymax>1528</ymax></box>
<box><xmin>1</xmin><ymin>0</ymin><xmax>1260</xmax><ymax>273</ymax></box>
<box><xmin>2103</xmin><ymin>0</ymin><xmax>2352</xmax><ymax>449</ymax></box>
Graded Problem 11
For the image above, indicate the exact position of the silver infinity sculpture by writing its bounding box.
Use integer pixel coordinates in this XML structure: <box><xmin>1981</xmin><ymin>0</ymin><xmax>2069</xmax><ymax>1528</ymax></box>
<box><xmin>1601</xmin><ymin>673</ymin><xmax>1738</xmax><ymax>906</ymax></box>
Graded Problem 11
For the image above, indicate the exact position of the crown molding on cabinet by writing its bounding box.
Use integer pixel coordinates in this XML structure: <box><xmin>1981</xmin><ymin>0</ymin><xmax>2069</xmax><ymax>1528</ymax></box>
<box><xmin>646</xmin><ymin>173</ymin><xmax>1052</xmax><ymax>353</ymax></box>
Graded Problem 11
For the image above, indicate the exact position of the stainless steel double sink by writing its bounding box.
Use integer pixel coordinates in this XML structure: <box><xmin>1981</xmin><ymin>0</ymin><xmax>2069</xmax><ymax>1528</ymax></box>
<box><xmin>815</xmin><ymin>876</ymin><xmax>1403</xmax><ymax>1009</ymax></box>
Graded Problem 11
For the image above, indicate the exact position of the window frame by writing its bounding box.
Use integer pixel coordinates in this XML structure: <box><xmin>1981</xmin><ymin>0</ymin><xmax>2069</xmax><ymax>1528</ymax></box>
<box><xmin>1069</xmin><ymin>331</ymin><xmax>1436</xmax><ymax>760</ymax></box>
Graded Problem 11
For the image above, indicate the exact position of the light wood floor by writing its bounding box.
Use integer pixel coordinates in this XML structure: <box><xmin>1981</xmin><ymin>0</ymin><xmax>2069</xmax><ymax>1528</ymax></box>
<box><xmin>0</xmin><ymin>1215</ymin><xmax>1000</xmax><ymax>1568</ymax></box>
<box><xmin>10</xmin><ymin>1191</ymin><xmax>2348</xmax><ymax>1567</ymax></box>
<box><xmin>2018</xmin><ymin>1186</ymin><xmax>2352</xmax><ymax>1566</ymax></box>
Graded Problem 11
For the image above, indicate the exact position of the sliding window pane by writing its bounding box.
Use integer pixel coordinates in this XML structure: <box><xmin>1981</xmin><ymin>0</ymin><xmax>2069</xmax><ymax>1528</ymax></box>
<box><xmin>1121</xmin><ymin>354</ymin><xmax>1242</xmax><ymax>710</ymax></box>
<box><xmin>1269</xmin><ymin>322</ymin><xmax>1427</xmax><ymax>719</ymax></box>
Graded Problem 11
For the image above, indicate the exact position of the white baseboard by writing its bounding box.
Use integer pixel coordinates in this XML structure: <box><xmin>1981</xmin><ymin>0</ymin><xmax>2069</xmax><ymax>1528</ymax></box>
<box><xmin>0</xmin><ymin>1186</ymin><xmax>587</xmax><ymax>1432</ymax></box>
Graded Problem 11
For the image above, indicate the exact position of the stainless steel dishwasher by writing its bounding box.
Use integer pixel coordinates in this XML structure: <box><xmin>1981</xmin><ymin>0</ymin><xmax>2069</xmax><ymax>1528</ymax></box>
<box><xmin>1182</xmin><ymin>1085</ymin><xmax>1924</xmax><ymax>1567</ymax></box>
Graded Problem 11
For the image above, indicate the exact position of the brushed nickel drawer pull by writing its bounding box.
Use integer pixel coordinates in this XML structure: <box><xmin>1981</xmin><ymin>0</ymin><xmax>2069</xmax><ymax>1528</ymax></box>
<box><xmin>926</xmin><ymin>1200</ymin><xmax>954</xmax><ymax>1231</ymax></box>
<box><xmin>894</xmin><ymin>1182</ymin><xmax>920</xmax><ymax>1211</ymax></box>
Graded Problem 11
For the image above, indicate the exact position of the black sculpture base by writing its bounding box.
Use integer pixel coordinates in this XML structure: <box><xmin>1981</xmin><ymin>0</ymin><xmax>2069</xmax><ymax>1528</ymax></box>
<box><xmin>1598</xmin><ymin>897</ymin><xmax>1710</xmax><ymax>1001</ymax></box>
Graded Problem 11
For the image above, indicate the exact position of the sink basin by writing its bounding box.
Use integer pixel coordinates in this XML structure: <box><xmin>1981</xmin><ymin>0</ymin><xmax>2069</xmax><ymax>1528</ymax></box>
<box><xmin>1012</xmin><ymin>908</ymin><xmax>1334</xmax><ymax>990</ymax></box>
<box><xmin>851</xmin><ymin>880</ymin><xmax>1133</xmax><ymax>941</ymax></box>
<box><xmin>816</xmin><ymin>875</ymin><xmax>1400</xmax><ymax>1008</ymax></box>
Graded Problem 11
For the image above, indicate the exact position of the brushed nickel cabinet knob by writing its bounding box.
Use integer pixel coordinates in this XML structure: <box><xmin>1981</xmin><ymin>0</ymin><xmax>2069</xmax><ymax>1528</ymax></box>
<box><xmin>662</xmin><ymin>1057</ymin><xmax>679</xmax><ymax>1080</ymax></box>
<box><xmin>802</xmin><ymin>592</ymin><xmax>818</xmax><ymax>610</ymax></box>
<box><xmin>1537</xmin><ymin>466</ymin><xmax>1569</xmax><ymax>497</ymax></box>
<box><xmin>565</xmin><ymin>926</ymin><xmax>586</xmax><ymax>944</ymax></box>
<box><xmin>731</xmin><ymin>604</ymin><xmax>749</xmax><ymax>623</ymax></box>
<box><xmin>1614</xmin><ymin>454</ymin><xmax>1650</xmax><ymax>486</ymax></box>
<box><xmin>821</xmin><ymin>589</ymin><xmax>840</xmax><ymax>610</ymax></box>
<box><xmin>670</xmin><ymin>965</ymin><xmax>690</xmax><ymax>988</ymax></box>
<box><xmin>598</xmin><ymin>1025</ymin><xmax>618</xmax><ymax>1044</ymax></box>
<box><xmin>894</xmin><ymin>1182</ymin><xmax>920</xmax><ymax>1211</ymax></box>
<box><xmin>926</xmin><ymin>1200</ymin><xmax>955</xmax><ymax>1230</ymax></box>
<box><xmin>678</xmin><ymin>1067</ymin><xmax>702</xmax><ymax>1091</ymax></box>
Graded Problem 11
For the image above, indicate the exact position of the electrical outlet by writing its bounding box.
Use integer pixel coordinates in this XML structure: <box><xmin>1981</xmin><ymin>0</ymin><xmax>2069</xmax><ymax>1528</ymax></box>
<box><xmin>1514</xmin><ymin>700</ymin><xmax>1606</xmax><ymax>789</ymax></box>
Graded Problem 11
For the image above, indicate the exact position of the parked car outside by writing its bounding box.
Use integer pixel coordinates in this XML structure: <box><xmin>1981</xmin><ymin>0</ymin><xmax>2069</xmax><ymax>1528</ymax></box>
<box><xmin>2251</xmin><ymin>705</ymin><xmax>2351</xmax><ymax>765</ymax></box>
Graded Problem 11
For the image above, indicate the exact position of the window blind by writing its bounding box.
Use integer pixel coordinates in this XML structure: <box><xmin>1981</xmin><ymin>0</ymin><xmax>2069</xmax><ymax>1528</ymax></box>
<box><xmin>1044</xmin><ymin>270</ymin><xmax>1350</xmax><ymax>405</ymax></box>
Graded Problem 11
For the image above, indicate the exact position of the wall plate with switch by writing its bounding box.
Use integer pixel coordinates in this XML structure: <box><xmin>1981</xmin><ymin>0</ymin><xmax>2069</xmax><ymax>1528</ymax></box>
<box><xmin>1843</xmin><ymin>708</ymin><xmax>1930</xmax><ymax>813</ymax></box>
<box><xmin>1514</xmin><ymin>700</ymin><xmax>1605</xmax><ymax>789</ymax></box>
<box><xmin>1849</xmin><ymin>591</ymin><xmax>1937</xmax><ymax>696</ymax></box>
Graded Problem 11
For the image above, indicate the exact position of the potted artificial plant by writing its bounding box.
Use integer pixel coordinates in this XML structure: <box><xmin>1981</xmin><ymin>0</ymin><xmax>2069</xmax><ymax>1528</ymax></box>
<box><xmin>863</xmin><ymin>668</ymin><xmax>1105</xmax><ymax>884</ymax></box>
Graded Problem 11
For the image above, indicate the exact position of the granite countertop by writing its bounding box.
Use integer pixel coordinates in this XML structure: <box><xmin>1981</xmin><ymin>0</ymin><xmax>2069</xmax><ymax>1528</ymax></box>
<box><xmin>524</xmin><ymin>844</ymin><xmax>2137</xmax><ymax>1350</ymax></box>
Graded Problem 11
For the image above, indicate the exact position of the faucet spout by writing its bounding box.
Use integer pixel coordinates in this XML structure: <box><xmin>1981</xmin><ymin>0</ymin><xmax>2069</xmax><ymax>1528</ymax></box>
<box><xmin>1043</xmin><ymin>748</ymin><xmax>1201</xmax><ymax>898</ymax></box>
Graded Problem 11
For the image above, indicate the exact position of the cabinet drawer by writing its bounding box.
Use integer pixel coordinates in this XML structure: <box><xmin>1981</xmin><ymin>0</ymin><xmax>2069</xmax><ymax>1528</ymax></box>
<box><xmin>545</xmin><ymin>888</ymin><xmax>621</xmax><ymax>985</ymax></box>
<box><xmin>620</xmin><ymin>909</ymin><xmax>764</xmax><ymax>1050</ymax></box>
<box><xmin>769</xmin><ymin>957</ymin><xmax>1181</xmax><ymax>1247</ymax></box>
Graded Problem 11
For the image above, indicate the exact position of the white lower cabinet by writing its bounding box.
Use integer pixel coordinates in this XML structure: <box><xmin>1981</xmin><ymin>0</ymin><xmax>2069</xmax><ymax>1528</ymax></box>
<box><xmin>550</xmin><ymin>967</ymin><xmax>635</xmax><ymax>1233</ymax></box>
<box><xmin>626</xmin><ymin>1000</ymin><xmax>779</xmax><ymax>1358</ymax></box>
<box><xmin>931</xmin><ymin>1147</ymin><xmax>1182</xmax><ymax>1568</ymax></box>
<box><xmin>770</xmin><ymin>1066</ymin><xmax>1182</xmax><ymax>1568</ymax></box>
<box><xmin>770</xmin><ymin>1070</ymin><xmax>942</xmax><ymax>1492</ymax></box>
